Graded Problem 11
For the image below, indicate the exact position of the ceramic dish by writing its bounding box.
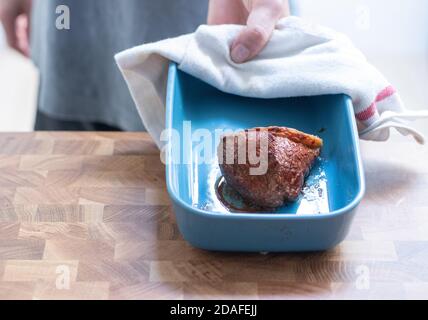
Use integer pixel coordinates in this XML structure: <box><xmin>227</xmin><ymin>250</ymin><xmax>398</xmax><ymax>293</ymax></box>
<box><xmin>165</xmin><ymin>63</ymin><xmax>365</xmax><ymax>252</ymax></box>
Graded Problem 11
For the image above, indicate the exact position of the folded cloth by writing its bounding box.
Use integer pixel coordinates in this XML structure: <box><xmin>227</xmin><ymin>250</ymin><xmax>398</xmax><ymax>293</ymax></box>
<box><xmin>115</xmin><ymin>16</ymin><xmax>428</xmax><ymax>147</ymax></box>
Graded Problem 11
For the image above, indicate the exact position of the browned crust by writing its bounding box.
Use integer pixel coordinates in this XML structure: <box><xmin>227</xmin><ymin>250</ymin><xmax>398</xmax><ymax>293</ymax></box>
<box><xmin>245</xmin><ymin>126</ymin><xmax>323</xmax><ymax>149</ymax></box>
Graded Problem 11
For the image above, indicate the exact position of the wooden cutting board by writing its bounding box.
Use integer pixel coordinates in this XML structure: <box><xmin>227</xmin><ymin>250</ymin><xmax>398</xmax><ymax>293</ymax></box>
<box><xmin>0</xmin><ymin>131</ymin><xmax>427</xmax><ymax>300</ymax></box>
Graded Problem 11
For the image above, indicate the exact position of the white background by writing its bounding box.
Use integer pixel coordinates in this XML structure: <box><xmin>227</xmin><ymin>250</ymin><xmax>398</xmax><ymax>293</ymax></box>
<box><xmin>0</xmin><ymin>0</ymin><xmax>427</xmax><ymax>131</ymax></box>
<box><xmin>0</xmin><ymin>24</ymin><xmax>38</xmax><ymax>131</ymax></box>
<box><xmin>299</xmin><ymin>0</ymin><xmax>428</xmax><ymax>111</ymax></box>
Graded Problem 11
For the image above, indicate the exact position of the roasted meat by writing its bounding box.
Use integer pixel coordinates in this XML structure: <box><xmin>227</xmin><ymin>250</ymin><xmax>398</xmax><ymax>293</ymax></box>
<box><xmin>218</xmin><ymin>126</ymin><xmax>323</xmax><ymax>208</ymax></box>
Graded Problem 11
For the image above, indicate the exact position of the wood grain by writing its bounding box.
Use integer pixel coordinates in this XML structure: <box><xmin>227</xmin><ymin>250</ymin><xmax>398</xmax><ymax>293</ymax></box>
<box><xmin>0</xmin><ymin>131</ymin><xmax>427</xmax><ymax>300</ymax></box>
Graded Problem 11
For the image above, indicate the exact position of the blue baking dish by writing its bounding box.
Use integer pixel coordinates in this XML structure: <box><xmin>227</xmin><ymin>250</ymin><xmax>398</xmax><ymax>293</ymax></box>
<box><xmin>165</xmin><ymin>63</ymin><xmax>365</xmax><ymax>252</ymax></box>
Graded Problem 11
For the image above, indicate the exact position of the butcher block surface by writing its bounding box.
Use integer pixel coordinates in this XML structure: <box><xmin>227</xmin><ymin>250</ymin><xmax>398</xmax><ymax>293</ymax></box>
<box><xmin>0</xmin><ymin>131</ymin><xmax>427</xmax><ymax>300</ymax></box>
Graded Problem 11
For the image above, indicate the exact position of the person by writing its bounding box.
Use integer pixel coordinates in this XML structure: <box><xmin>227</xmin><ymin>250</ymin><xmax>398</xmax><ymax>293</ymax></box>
<box><xmin>0</xmin><ymin>0</ymin><xmax>292</xmax><ymax>131</ymax></box>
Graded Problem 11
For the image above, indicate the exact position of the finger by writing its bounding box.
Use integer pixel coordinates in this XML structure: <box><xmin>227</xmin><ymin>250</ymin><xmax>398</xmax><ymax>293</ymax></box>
<box><xmin>1</xmin><ymin>15</ymin><xmax>19</xmax><ymax>52</ymax></box>
<box><xmin>19</xmin><ymin>0</ymin><xmax>33</xmax><ymax>57</ymax></box>
<box><xmin>16</xmin><ymin>14</ymin><xmax>30</xmax><ymax>56</ymax></box>
<box><xmin>208</xmin><ymin>0</ymin><xmax>247</xmax><ymax>25</ymax></box>
<box><xmin>231</xmin><ymin>0</ymin><xmax>286</xmax><ymax>63</ymax></box>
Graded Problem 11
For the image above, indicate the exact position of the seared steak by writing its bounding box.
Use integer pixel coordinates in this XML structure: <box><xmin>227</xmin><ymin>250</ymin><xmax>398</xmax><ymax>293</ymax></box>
<box><xmin>218</xmin><ymin>126</ymin><xmax>323</xmax><ymax>208</ymax></box>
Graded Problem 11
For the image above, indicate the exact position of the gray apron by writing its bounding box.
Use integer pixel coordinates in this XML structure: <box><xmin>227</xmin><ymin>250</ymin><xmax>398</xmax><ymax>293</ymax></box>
<box><xmin>31</xmin><ymin>0</ymin><xmax>296</xmax><ymax>131</ymax></box>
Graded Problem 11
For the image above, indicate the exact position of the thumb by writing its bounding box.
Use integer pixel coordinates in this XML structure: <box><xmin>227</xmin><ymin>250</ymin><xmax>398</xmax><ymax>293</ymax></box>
<box><xmin>231</xmin><ymin>0</ymin><xmax>286</xmax><ymax>63</ymax></box>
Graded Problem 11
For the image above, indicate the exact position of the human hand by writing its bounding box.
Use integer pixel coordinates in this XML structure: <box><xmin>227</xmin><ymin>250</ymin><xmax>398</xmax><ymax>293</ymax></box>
<box><xmin>208</xmin><ymin>0</ymin><xmax>289</xmax><ymax>63</ymax></box>
<box><xmin>0</xmin><ymin>0</ymin><xmax>32</xmax><ymax>56</ymax></box>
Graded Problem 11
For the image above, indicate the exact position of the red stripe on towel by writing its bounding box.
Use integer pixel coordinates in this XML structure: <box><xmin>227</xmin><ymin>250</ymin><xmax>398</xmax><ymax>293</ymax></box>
<box><xmin>376</xmin><ymin>85</ymin><xmax>396</xmax><ymax>102</ymax></box>
<box><xmin>356</xmin><ymin>102</ymin><xmax>377</xmax><ymax>121</ymax></box>
<box><xmin>356</xmin><ymin>86</ymin><xmax>396</xmax><ymax>121</ymax></box>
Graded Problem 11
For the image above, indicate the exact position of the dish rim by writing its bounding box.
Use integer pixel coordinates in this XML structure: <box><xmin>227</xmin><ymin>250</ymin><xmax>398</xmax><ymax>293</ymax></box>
<box><xmin>165</xmin><ymin>63</ymin><xmax>366</xmax><ymax>221</ymax></box>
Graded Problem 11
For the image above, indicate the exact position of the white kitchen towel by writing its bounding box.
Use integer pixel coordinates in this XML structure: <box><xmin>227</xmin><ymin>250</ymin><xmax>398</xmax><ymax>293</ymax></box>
<box><xmin>115</xmin><ymin>16</ymin><xmax>428</xmax><ymax>147</ymax></box>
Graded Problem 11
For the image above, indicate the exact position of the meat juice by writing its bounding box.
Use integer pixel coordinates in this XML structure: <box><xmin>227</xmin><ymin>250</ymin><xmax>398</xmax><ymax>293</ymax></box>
<box><xmin>196</xmin><ymin>159</ymin><xmax>330</xmax><ymax>215</ymax></box>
